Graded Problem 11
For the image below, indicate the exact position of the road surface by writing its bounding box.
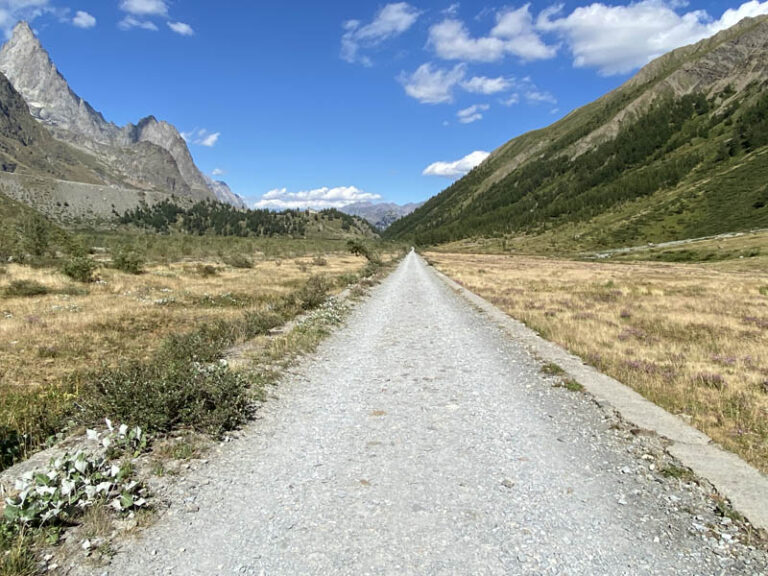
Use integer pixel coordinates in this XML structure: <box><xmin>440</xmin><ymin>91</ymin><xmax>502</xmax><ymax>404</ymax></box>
<box><xmin>103</xmin><ymin>252</ymin><xmax>767</xmax><ymax>575</ymax></box>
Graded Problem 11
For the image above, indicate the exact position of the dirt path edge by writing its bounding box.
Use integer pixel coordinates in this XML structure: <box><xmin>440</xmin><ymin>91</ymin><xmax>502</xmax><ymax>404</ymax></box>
<box><xmin>428</xmin><ymin>256</ymin><xmax>768</xmax><ymax>532</ymax></box>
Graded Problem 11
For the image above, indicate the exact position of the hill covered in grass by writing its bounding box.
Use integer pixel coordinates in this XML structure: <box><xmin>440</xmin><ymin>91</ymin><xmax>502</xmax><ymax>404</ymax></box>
<box><xmin>386</xmin><ymin>16</ymin><xmax>768</xmax><ymax>251</ymax></box>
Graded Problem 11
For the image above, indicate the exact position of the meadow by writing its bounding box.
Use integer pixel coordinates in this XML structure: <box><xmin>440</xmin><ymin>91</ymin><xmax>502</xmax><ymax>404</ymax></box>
<box><xmin>0</xmin><ymin>236</ymin><xmax>377</xmax><ymax>469</ymax></box>
<box><xmin>427</xmin><ymin>240</ymin><xmax>768</xmax><ymax>473</ymax></box>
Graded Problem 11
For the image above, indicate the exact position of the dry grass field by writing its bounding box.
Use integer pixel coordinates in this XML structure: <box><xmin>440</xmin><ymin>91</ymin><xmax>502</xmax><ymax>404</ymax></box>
<box><xmin>0</xmin><ymin>253</ymin><xmax>366</xmax><ymax>459</ymax></box>
<box><xmin>427</xmin><ymin>251</ymin><xmax>768</xmax><ymax>473</ymax></box>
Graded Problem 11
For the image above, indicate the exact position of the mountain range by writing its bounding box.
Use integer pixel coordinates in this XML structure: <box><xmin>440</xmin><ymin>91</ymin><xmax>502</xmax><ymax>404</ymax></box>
<box><xmin>0</xmin><ymin>21</ymin><xmax>245</xmax><ymax>220</ymax></box>
<box><xmin>339</xmin><ymin>201</ymin><xmax>423</xmax><ymax>229</ymax></box>
<box><xmin>387</xmin><ymin>15</ymin><xmax>768</xmax><ymax>251</ymax></box>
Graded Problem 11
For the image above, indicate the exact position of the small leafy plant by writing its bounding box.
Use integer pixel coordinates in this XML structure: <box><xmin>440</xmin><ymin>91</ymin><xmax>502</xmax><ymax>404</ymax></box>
<box><xmin>3</xmin><ymin>450</ymin><xmax>147</xmax><ymax>527</ymax></box>
<box><xmin>61</xmin><ymin>257</ymin><xmax>97</xmax><ymax>283</ymax></box>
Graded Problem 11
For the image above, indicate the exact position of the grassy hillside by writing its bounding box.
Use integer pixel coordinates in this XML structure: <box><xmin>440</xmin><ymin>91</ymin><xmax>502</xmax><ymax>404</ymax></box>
<box><xmin>0</xmin><ymin>191</ymin><xmax>70</xmax><ymax>261</ymax></box>
<box><xmin>387</xmin><ymin>16</ymin><xmax>768</xmax><ymax>250</ymax></box>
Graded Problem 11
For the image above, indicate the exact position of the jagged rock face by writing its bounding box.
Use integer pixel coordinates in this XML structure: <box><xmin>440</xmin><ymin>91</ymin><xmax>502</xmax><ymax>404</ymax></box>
<box><xmin>0</xmin><ymin>21</ymin><xmax>237</xmax><ymax>204</ymax></box>
<box><xmin>204</xmin><ymin>176</ymin><xmax>247</xmax><ymax>209</ymax></box>
<box><xmin>127</xmin><ymin>117</ymin><xmax>212</xmax><ymax>200</ymax></box>
<box><xmin>0</xmin><ymin>22</ymin><xmax>119</xmax><ymax>144</ymax></box>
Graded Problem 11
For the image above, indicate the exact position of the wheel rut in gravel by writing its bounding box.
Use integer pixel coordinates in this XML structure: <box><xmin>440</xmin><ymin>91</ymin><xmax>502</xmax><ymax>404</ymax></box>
<box><xmin>104</xmin><ymin>252</ymin><xmax>768</xmax><ymax>575</ymax></box>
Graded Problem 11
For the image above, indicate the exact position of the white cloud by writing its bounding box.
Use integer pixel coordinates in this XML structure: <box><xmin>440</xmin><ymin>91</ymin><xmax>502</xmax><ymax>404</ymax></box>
<box><xmin>423</xmin><ymin>150</ymin><xmax>490</xmax><ymax>177</ymax></box>
<box><xmin>198</xmin><ymin>132</ymin><xmax>219</xmax><ymax>147</ymax></box>
<box><xmin>167</xmin><ymin>21</ymin><xmax>193</xmax><ymax>36</ymax></box>
<box><xmin>341</xmin><ymin>2</ymin><xmax>421</xmax><ymax>65</ymax></box>
<box><xmin>119</xmin><ymin>0</ymin><xmax>167</xmax><ymax>16</ymax></box>
<box><xmin>118</xmin><ymin>15</ymin><xmax>158</xmax><ymax>31</ymax></box>
<box><xmin>461</xmin><ymin>75</ymin><xmax>512</xmax><ymax>94</ymax></box>
<box><xmin>491</xmin><ymin>5</ymin><xmax>559</xmax><ymax>60</ymax></box>
<box><xmin>212</xmin><ymin>168</ymin><xmax>225</xmax><ymax>176</ymax></box>
<box><xmin>539</xmin><ymin>0</ymin><xmax>768</xmax><ymax>75</ymax></box>
<box><xmin>253</xmin><ymin>186</ymin><xmax>381</xmax><ymax>210</ymax></box>
<box><xmin>0</xmin><ymin>0</ymin><xmax>51</xmax><ymax>37</ymax></box>
<box><xmin>182</xmin><ymin>129</ymin><xmax>220</xmax><ymax>147</ymax></box>
<box><xmin>501</xmin><ymin>93</ymin><xmax>520</xmax><ymax>106</ymax></box>
<box><xmin>429</xmin><ymin>19</ymin><xmax>507</xmax><ymax>62</ymax></box>
<box><xmin>456</xmin><ymin>103</ymin><xmax>489</xmax><ymax>124</ymax></box>
<box><xmin>443</xmin><ymin>3</ymin><xmax>460</xmax><ymax>16</ymax></box>
<box><xmin>398</xmin><ymin>62</ymin><xmax>466</xmax><ymax>104</ymax></box>
<box><xmin>428</xmin><ymin>5</ymin><xmax>557</xmax><ymax>63</ymax></box>
<box><xmin>525</xmin><ymin>90</ymin><xmax>557</xmax><ymax>104</ymax></box>
<box><xmin>72</xmin><ymin>10</ymin><xmax>95</xmax><ymax>29</ymax></box>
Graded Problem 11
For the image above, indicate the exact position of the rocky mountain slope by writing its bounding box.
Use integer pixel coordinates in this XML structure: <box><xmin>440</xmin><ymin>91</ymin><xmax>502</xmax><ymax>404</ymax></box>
<box><xmin>204</xmin><ymin>176</ymin><xmax>247</xmax><ymax>209</ymax></box>
<box><xmin>387</xmin><ymin>16</ymin><xmax>768</xmax><ymax>250</ymax></box>
<box><xmin>0</xmin><ymin>22</ymin><xmax>243</xmax><ymax>212</ymax></box>
<box><xmin>340</xmin><ymin>201</ymin><xmax>423</xmax><ymax>229</ymax></box>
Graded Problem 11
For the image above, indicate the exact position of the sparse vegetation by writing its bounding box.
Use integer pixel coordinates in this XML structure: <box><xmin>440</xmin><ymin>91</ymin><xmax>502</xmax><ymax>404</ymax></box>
<box><xmin>4</xmin><ymin>279</ymin><xmax>49</xmax><ymax>297</ymax></box>
<box><xmin>112</xmin><ymin>250</ymin><xmax>144</xmax><ymax>274</ymax></box>
<box><xmin>429</xmin><ymin>248</ymin><xmax>768</xmax><ymax>472</ymax></box>
<box><xmin>660</xmin><ymin>464</ymin><xmax>696</xmax><ymax>481</ymax></box>
<box><xmin>0</xmin><ymin>249</ymin><xmax>376</xmax><ymax>472</ymax></box>
<box><xmin>555</xmin><ymin>378</ymin><xmax>584</xmax><ymax>392</ymax></box>
<box><xmin>541</xmin><ymin>362</ymin><xmax>565</xmax><ymax>376</ymax></box>
<box><xmin>61</xmin><ymin>256</ymin><xmax>97</xmax><ymax>283</ymax></box>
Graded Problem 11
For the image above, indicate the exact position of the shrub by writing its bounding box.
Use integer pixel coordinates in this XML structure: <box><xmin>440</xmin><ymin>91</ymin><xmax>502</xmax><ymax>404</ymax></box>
<box><xmin>346</xmin><ymin>239</ymin><xmax>380</xmax><ymax>264</ymax></box>
<box><xmin>296</xmin><ymin>275</ymin><xmax>331</xmax><ymax>310</ymax></box>
<box><xmin>4</xmin><ymin>280</ymin><xmax>49</xmax><ymax>297</ymax></box>
<box><xmin>223</xmin><ymin>254</ymin><xmax>253</xmax><ymax>269</ymax></box>
<box><xmin>81</xmin><ymin>360</ymin><xmax>250</xmax><ymax>438</ymax></box>
<box><xmin>61</xmin><ymin>257</ymin><xmax>97</xmax><ymax>283</ymax></box>
<box><xmin>312</xmin><ymin>256</ymin><xmax>328</xmax><ymax>267</ymax></box>
<box><xmin>242</xmin><ymin>310</ymin><xmax>284</xmax><ymax>337</ymax></box>
<box><xmin>113</xmin><ymin>250</ymin><xmax>144</xmax><ymax>274</ymax></box>
<box><xmin>196</xmin><ymin>264</ymin><xmax>218</xmax><ymax>277</ymax></box>
<box><xmin>0</xmin><ymin>426</ymin><xmax>24</xmax><ymax>470</ymax></box>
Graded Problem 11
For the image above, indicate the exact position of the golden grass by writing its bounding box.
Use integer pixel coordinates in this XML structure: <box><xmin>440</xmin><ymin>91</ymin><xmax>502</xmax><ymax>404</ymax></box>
<box><xmin>0</xmin><ymin>253</ymin><xmax>365</xmax><ymax>448</ymax></box>
<box><xmin>0</xmin><ymin>255</ymin><xmax>361</xmax><ymax>389</ymax></box>
<box><xmin>427</xmin><ymin>251</ymin><xmax>768</xmax><ymax>473</ymax></box>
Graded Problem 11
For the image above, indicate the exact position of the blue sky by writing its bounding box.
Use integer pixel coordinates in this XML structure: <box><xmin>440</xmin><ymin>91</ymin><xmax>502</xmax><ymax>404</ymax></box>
<box><xmin>4</xmin><ymin>0</ymin><xmax>768</xmax><ymax>208</ymax></box>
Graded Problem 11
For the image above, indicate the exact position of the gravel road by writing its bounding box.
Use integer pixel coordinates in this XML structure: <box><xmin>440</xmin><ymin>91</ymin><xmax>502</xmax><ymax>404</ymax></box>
<box><xmin>102</xmin><ymin>252</ymin><xmax>767</xmax><ymax>575</ymax></box>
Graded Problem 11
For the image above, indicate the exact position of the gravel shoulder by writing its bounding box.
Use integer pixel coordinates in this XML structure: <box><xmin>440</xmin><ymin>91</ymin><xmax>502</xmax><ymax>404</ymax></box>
<box><xmin>100</xmin><ymin>252</ymin><xmax>767</xmax><ymax>575</ymax></box>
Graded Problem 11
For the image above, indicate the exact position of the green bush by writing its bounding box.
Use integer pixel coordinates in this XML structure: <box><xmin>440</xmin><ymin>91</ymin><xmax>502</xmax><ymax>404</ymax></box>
<box><xmin>113</xmin><ymin>250</ymin><xmax>144</xmax><ymax>274</ymax></box>
<box><xmin>296</xmin><ymin>275</ymin><xmax>331</xmax><ymax>310</ymax></box>
<box><xmin>222</xmin><ymin>253</ymin><xmax>253</xmax><ymax>269</ymax></box>
<box><xmin>4</xmin><ymin>279</ymin><xmax>49</xmax><ymax>297</ymax></box>
<box><xmin>242</xmin><ymin>310</ymin><xmax>284</xmax><ymax>337</ymax></box>
<box><xmin>61</xmin><ymin>257</ymin><xmax>97</xmax><ymax>283</ymax></box>
<box><xmin>346</xmin><ymin>239</ymin><xmax>380</xmax><ymax>263</ymax></box>
<box><xmin>0</xmin><ymin>426</ymin><xmax>24</xmax><ymax>470</ymax></box>
<box><xmin>81</xmin><ymin>360</ymin><xmax>251</xmax><ymax>438</ymax></box>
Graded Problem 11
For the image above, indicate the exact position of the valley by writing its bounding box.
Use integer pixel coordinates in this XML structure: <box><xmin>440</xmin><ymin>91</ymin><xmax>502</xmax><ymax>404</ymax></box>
<box><xmin>0</xmin><ymin>6</ymin><xmax>768</xmax><ymax>576</ymax></box>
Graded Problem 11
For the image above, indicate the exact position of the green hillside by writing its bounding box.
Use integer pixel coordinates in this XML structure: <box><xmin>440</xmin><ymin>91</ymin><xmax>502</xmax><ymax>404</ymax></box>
<box><xmin>386</xmin><ymin>16</ymin><xmax>768</xmax><ymax>250</ymax></box>
<box><xmin>0</xmin><ymin>191</ymin><xmax>69</xmax><ymax>261</ymax></box>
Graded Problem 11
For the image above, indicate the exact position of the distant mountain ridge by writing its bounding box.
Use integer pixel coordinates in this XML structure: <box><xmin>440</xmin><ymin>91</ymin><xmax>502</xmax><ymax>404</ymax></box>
<box><xmin>340</xmin><ymin>201</ymin><xmax>423</xmax><ymax>229</ymax></box>
<box><xmin>386</xmin><ymin>15</ymin><xmax>768</xmax><ymax>249</ymax></box>
<box><xmin>0</xmin><ymin>21</ymin><xmax>246</xmax><ymax>210</ymax></box>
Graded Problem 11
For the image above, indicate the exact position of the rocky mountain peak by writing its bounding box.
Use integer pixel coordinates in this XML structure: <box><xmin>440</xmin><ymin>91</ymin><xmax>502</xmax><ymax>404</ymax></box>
<box><xmin>0</xmin><ymin>20</ymin><xmax>114</xmax><ymax>140</ymax></box>
<box><xmin>0</xmin><ymin>21</ymin><xmax>244</xmax><ymax>207</ymax></box>
<box><xmin>10</xmin><ymin>21</ymin><xmax>34</xmax><ymax>43</ymax></box>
